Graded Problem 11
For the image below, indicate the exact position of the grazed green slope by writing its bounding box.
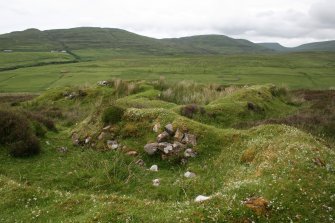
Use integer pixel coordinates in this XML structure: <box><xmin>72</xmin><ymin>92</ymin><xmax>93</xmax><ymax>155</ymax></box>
<box><xmin>165</xmin><ymin>35</ymin><xmax>271</xmax><ymax>54</ymax></box>
<box><xmin>0</xmin><ymin>27</ymin><xmax>271</xmax><ymax>54</ymax></box>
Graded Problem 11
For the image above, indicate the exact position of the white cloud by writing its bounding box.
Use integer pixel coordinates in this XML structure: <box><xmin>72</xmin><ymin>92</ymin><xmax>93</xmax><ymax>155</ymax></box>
<box><xmin>0</xmin><ymin>0</ymin><xmax>334</xmax><ymax>47</ymax></box>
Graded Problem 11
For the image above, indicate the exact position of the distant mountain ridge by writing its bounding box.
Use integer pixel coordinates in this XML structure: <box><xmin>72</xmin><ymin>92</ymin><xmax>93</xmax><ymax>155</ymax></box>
<box><xmin>0</xmin><ymin>27</ymin><xmax>334</xmax><ymax>55</ymax></box>
<box><xmin>258</xmin><ymin>40</ymin><xmax>335</xmax><ymax>52</ymax></box>
<box><xmin>257</xmin><ymin>42</ymin><xmax>288</xmax><ymax>52</ymax></box>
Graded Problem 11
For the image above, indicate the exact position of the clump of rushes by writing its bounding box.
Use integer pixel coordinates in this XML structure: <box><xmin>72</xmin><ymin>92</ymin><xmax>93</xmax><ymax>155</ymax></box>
<box><xmin>102</xmin><ymin>105</ymin><xmax>125</xmax><ymax>124</ymax></box>
<box><xmin>110</xmin><ymin>79</ymin><xmax>140</xmax><ymax>98</ymax></box>
<box><xmin>160</xmin><ymin>81</ymin><xmax>226</xmax><ymax>105</ymax></box>
<box><xmin>0</xmin><ymin>109</ymin><xmax>40</xmax><ymax>157</ymax></box>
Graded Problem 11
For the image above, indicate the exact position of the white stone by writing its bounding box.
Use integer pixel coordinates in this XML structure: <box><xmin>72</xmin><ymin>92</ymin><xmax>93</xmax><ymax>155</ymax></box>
<box><xmin>107</xmin><ymin>140</ymin><xmax>119</xmax><ymax>150</ymax></box>
<box><xmin>163</xmin><ymin>145</ymin><xmax>173</xmax><ymax>154</ymax></box>
<box><xmin>184</xmin><ymin>171</ymin><xmax>196</xmax><ymax>178</ymax></box>
<box><xmin>149</xmin><ymin>165</ymin><xmax>158</xmax><ymax>172</ymax></box>
<box><xmin>153</xmin><ymin>123</ymin><xmax>160</xmax><ymax>133</ymax></box>
<box><xmin>152</xmin><ymin>179</ymin><xmax>160</xmax><ymax>186</ymax></box>
<box><xmin>85</xmin><ymin>137</ymin><xmax>91</xmax><ymax>144</ymax></box>
<box><xmin>195</xmin><ymin>195</ymin><xmax>211</xmax><ymax>202</ymax></box>
<box><xmin>184</xmin><ymin>148</ymin><xmax>196</xmax><ymax>158</ymax></box>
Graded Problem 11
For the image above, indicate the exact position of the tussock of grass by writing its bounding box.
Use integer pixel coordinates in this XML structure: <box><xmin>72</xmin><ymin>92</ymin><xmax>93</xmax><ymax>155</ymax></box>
<box><xmin>159</xmin><ymin>80</ymin><xmax>228</xmax><ymax>105</ymax></box>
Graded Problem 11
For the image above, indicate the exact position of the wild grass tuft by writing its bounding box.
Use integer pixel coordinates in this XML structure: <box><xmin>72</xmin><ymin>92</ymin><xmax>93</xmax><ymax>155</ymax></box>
<box><xmin>159</xmin><ymin>81</ymin><xmax>229</xmax><ymax>105</ymax></box>
<box><xmin>109</xmin><ymin>79</ymin><xmax>140</xmax><ymax>98</ymax></box>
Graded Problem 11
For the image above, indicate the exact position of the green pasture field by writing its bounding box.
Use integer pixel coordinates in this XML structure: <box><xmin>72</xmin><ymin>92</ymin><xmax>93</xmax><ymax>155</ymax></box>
<box><xmin>0</xmin><ymin>51</ymin><xmax>335</xmax><ymax>92</ymax></box>
<box><xmin>0</xmin><ymin>52</ymin><xmax>74</xmax><ymax>69</ymax></box>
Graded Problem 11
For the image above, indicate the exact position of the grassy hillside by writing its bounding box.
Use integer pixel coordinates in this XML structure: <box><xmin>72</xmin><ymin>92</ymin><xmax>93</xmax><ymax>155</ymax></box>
<box><xmin>293</xmin><ymin>40</ymin><xmax>335</xmax><ymax>52</ymax></box>
<box><xmin>164</xmin><ymin>35</ymin><xmax>271</xmax><ymax>54</ymax></box>
<box><xmin>0</xmin><ymin>81</ymin><xmax>334</xmax><ymax>222</ymax></box>
<box><xmin>0</xmin><ymin>27</ymin><xmax>270</xmax><ymax>55</ymax></box>
<box><xmin>258</xmin><ymin>41</ymin><xmax>335</xmax><ymax>52</ymax></box>
<box><xmin>0</xmin><ymin>28</ymin><xmax>61</xmax><ymax>51</ymax></box>
<box><xmin>1</xmin><ymin>27</ymin><xmax>334</xmax><ymax>55</ymax></box>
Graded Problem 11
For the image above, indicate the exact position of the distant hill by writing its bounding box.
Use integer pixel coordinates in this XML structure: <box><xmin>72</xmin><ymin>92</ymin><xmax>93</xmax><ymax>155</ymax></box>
<box><xmin>0</xmin><ymin>27</ymin><xmax>270</xmax><ymax>55</ymax></box>
<box><xmin>0</xmin><ymin>27</ymin><xmax>186</xmax><ymax>55</ymax></box>
<box><xmin>293</xmin><ymin>40</ymin><xmax>335</xmax><ymax>52</ymax></box>
<box><xmin>0</xmin><ymin>27</ymin><xmax>334</xmax><ymax>55</ymax></box>
<box><xmin>258</xmin><ymin>40</ymin><xmax>335</xmax><ymax>52</ymax></box>
<box><xmin>257</xmin><ymin>42</ymin><xmax>287</xmax><ymax>52</ymax></box>
<box><xmin>164</xmin><ymin>35</ymin><xmax>271</xmax><ymax>54</ymax></box>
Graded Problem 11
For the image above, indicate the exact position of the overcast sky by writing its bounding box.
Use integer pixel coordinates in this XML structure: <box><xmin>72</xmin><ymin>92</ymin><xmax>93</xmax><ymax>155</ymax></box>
<box><xmin>0</xmin><ymin>0</ymin><xmax>334</xmax><ymax>47</ymax></box>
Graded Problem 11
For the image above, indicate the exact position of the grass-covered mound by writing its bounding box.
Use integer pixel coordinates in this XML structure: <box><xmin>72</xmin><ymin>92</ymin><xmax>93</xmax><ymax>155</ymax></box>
<box><xmin>0</xmin><ymin>81</ymin><xmax>334</xmax><ymax>222</ymax></box>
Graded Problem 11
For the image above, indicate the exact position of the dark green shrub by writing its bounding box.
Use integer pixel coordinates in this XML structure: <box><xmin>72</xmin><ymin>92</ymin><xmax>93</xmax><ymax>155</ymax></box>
<box><xmin>26</xmin><ymin>112</ymin><xmax>56</xmax><ymax>131</ymax></box>
<box><xmin>32</xmin><ymin>121</ymin><xmax>47</xmax><ymax>137</ymax></box>
<box><xmin>180</xmin><ymin>104</ymin><xmax>206</xmax><ymax>118</ymax></box>
<box><xmin>270</xmin><ymin>85</ymin><xmax>288</xmax><ymax>97</ymax></box>
<box><xmin>0</xmin><ymin>110</ymin><xmax>40</xmax><ymax>157</ymax></box>
<box><xmin>102</xmin><ymin>106</ymin><xmax>125</xmax><ymax>124</ymax></box>
<box><xmin>10</xmin><ymin>136</ymin><xmax>40</xmax><ymax>157</ymax></box>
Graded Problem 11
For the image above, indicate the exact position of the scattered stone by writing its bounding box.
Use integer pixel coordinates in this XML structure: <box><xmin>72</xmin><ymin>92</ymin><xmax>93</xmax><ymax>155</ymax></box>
<box><xmin>126</xmin><ymin>151</ymin><xmax>138</xmax><ymax>156</ymax></box>
<box><xmin>153</xmin><ymin>123</ymin><xmax>161</xmax><ymax>133</ymax></box>
<box><xmin>144</xmin><ymin>143</ymin><xmax>159</xmax><ymax>155</ymax></box>
<box><xmin>163</xmin><ymin>144</ymin><xmax>173</xmax><ymax>154</ymax></box>
<box><xmin>149</xmin><ymin>165</ymin><xmax>158</xmax><ymax>172</ymax></box>
<box><xmin>157</xmin><ymin>142</ymin><xmax>170</xmax><ymax>149</ymax></box>
<box><xmin>85</xmin><ymin>136</ymin><xmax>91</xmax><ymax>144</ymax></box>
<box><xmin>98</xmin><ymin>132</ymin><xmax>107</xmax><ymax>140</ymax></box>
<box><xmin>102</xmin><ymin>125</ymin><xmax>111</xmax><ymax>131</ymax></box>
<box><xmin>172</xmin><ymin>141</ymin><xmax>185</xmax><ymax>150</ymax></box>
<box><xmin>243</xmin><ymin>197</ymin><xmax>269</xmax><ymax>216</ymax></box>
<box><xmin>135</xmin><ymin>159</ymin><xmax>145</xmax><ymax>166</ymax></box>
<box><xmin>182</xmin><ymin>133</ymin><xmax>197</xmax><ymax>146</ymax></box>
<box><xmin>152</xmin><ymin>179</ymin><xmax>160</xmax><ymax>187</ymax></box>
<box><xmin>67</xmin><ymin>92</ymin><xmax>78</xmax><ymax>100</ymax></box>
<box><xmin>71</xmin><ymin>133</ymin><xmax>80</xmax><ymax>146</ymax></box>
<box><xmin>195</xmin><ymin>195</ymin><xmax>211</xmax><ymax>202</ymax></box>
<box><xmin>107</xmin><ymin>140</ymin><xmax>119</xmax><ymax>150</ymax></box>
<box><xmin>157</xmin><ymin>142</ymin><xmax>183</xmax><ymax>155</ymax></box>
<box><xmin>164</xmin><ymin>123</ymin><xmax>174</xmax><ymax>135</ymax></box>
<box><xmin>57</xmin><ymin>146</ymin><xmax>68</xmax><ymax>153</ymax></box>
<box><xmin>174</xmin><ymin>128</ymin><xmax>184</xmax><ymax>142</ymax></box>
<box><xmin>45</xmin><ymin>141</ymin><xmax>50</xmax><ymax>145</ymax></box>
<box><xmin>97</xmin><ymin>80</ymin><xmax>110</xmax><ymax>86</ymax></box>
<box><xmin>184</xmin><ymin>171</ymin><xmax>196</xmax><ymax>178</ymax></box>
<box><xmin>313</xmin><ymin>157</ymin><xmax>326</xmax><ymax>167</ymax></box>
<box><xmin>184</xmin><ymin>148</ymin><xmax>196</xmax><ymax>158</ymax></box>
<box><xmin>157</xmin><ymin>131</ymin><xmax>170</xmax><ymax>143</ymax></box>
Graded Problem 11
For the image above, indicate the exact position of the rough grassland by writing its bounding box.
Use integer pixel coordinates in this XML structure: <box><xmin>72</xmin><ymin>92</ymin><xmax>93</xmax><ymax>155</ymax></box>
<box><xmin>0</xmin><ymin>52</ymin><xmax>74</xmax><ymax>69</ymax></box>
<box><xmin>0</xmin><ymin>52</ymin><xmax>335</xmax><ymax>92</ymax></box>
<box><xmin>0</xmin><ymin>83</ymin><xmax>334</xmax><ymax>222</ymax></box>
